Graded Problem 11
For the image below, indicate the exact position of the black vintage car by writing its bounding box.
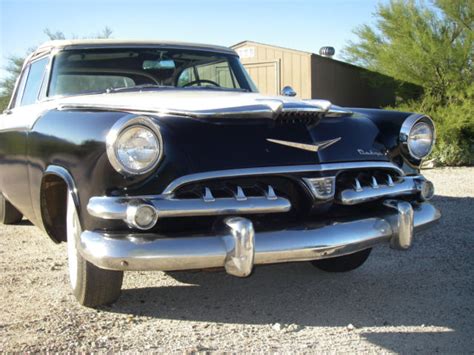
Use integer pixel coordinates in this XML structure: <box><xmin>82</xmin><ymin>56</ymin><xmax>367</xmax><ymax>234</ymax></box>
<box><xmin>0</xmin><ymin>40</ymin><xmax>440</xmax><ymax>307</ymax></box>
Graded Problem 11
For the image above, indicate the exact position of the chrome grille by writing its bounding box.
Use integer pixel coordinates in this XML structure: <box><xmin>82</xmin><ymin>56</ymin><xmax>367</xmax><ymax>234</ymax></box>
<box><xmin>335</xmin><ymin>170</ymin><xmax>424</xmax><ymax>205</ymax></box>
<box><xmin>197</xmin><ymin>184</ymin><xmax>278</xmax><ymax>202</ymax></box>
<box><xmin>274</xmin><ymin>111</ymin><xmax>321</xmax><ymax>124</ymax></box>
<box><xmin>176</xmin><ymin>181</ymin><xmax>280</xmax><ymax>201</ymax></box>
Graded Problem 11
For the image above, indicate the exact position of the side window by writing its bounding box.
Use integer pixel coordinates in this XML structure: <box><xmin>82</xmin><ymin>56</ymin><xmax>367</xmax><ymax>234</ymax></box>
<box><xmin>13</xmin><ymin>67</ymin><xmax>30</xmax><ymax>108</ymax></box>
<box><xmin>20</xmin><ymin>57</ymin><xmax>49</xmax><ymax>106</ymax></box>
<box><xmin>177</xmin><ymin>67</ymin><xmax>196</xmax><ymax>86</ymax></box>
<box><xmin>196</xmin><ymin>61</ymin><xmax>237</xmax><ymax>88</ymax></box>
<box><xmin>177</xmin><ymin>60</ymin><xmax>240</xmax><ymax>89</ymax></box>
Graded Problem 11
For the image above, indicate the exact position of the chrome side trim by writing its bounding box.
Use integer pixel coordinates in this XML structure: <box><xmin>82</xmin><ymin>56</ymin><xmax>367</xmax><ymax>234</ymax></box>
<box><xmin>78</xmin><ymin>201</ymin><xmax>440</xmax><ymax>272</ymax></box>
<box><xmin>162</xmin><ymin>161</ymin><xmax>404</xmax><ymax>195</ymax></box>
<box><xmin>41</xmin><ymin>165</ymin><xmax>80</xmax><ymax>243</ymax></box>
<box><xmin>337</xmin><ymin>176</ymin><xmax>427</xmax><ymax>205</ymax></box>
<box><xmin>43</xmin><ymin>165</ymin><xmax>80</xmax><ymax>213</ymax></box>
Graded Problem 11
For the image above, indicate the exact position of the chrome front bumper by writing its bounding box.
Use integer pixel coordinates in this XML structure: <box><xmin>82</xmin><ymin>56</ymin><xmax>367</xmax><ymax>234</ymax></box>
<box><xmin>79</xmin><ymin>201</ymin><xmax>440</xmax><ymax>276</ymax></box>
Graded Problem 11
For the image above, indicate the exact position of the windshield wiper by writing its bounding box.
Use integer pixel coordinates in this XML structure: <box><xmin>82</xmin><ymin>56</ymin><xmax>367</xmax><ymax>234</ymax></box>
<box><xmin>105</xmin><ymin>84</ymin><xmax>250</xmax><ymax>94</ymax></box>
<box><xmin>106</xmin><ymin>84</ymin><xmax>163</xmax><ymax>93</ymax></box>
<box><xmin>181</xmin><ymin>86</ymin><xmax>250</xmax><ymax>93</ymax></box>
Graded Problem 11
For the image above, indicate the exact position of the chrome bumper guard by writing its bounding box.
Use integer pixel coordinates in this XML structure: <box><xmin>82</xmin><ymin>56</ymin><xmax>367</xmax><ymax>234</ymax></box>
<box><xmin>79</xmin><ymin>201</ymin><xmax>440</xmax><ymax>276</ymax></box>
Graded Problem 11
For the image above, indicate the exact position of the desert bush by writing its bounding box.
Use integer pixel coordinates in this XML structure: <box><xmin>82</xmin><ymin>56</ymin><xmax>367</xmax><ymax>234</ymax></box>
<box><xmin>391</xmin><ymin>85</ymin><xmax>474</xmax><ymax>166</ymax></box>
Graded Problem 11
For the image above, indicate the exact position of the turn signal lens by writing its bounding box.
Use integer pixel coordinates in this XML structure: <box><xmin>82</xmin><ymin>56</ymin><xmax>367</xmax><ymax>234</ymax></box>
<box><xmin>126</xmin><ymin>203</ymin><xmax>158</xmax><ymax>230</ymax></box>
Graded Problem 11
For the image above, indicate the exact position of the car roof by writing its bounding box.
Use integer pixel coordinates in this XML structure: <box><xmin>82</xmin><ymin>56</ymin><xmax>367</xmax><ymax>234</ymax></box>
<box><xmin>34</xmin><ymin>39</ymin><xmax>237</xmax><ymax>57</ymax></box>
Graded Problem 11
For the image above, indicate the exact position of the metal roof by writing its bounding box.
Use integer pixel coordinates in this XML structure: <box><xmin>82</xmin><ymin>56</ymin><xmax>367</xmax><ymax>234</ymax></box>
<box><xmin>231</xmin><ymin>40</ymin><xmax>313</xmax><ymax>56</ymax></box>
<box><xmin>35</xmin><ymin>39</ymin><xmax>237</xmax><ymax>56</ymax></box>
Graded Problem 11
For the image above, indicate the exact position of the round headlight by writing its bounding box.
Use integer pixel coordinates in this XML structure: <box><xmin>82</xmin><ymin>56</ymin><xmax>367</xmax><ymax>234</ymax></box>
<box><xmin>408</xmin><ymin>121</ymin><xmax>434</xmax><ymax>159</ymax></box>
<box><xmin>400</xmin><ymin>115</ymin><xmax>435</xmax><ymax>161</ymax></box>
<box><xmin>116</xmin><ymin>126</ymin><xmax>160</xmax><ymax>173</ymax></box>
<box><xmin>107</xmin><ymin>116</ymin><xmax>163</xmax><ymax>176</ymax></box>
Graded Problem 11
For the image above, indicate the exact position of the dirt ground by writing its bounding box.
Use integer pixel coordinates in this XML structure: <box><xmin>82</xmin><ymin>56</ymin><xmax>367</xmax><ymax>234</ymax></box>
<box><xmin>1</xmin><ymin>167</ymin><xmax>473</xmax><ymax>353</ymax></box>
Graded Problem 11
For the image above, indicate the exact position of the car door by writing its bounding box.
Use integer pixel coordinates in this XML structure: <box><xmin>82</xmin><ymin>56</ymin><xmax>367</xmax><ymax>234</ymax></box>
<box><xmin>0</xmin><ymin>56</ymin><xmax>50</xmax><ymax>223</ymax></box>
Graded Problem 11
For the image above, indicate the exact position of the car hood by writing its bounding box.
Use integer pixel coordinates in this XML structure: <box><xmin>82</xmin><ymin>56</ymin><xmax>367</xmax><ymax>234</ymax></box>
<box><xmin>56</xmin><ymin>89</ymin><xmax>348</xmax><ymax>119</ymax></box>
<box><xmin>54</xmin><ymin>89</ymin><xmax>388</xmax><ymax>175</ymax></box>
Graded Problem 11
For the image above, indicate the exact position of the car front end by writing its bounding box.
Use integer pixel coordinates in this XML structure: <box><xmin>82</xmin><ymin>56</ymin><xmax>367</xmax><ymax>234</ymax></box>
<box><xmin>65</xmin><ymin>95</ymin><xmax>440</xmax><ymax>277</ymax></box>
<box><xmin>11</xmin><ymin>40</ymin><xmax>440</xmax><ymax>306</ymax></box>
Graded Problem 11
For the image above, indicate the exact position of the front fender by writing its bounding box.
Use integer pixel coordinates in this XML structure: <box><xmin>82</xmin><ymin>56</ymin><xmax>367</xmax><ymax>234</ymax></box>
<box><xmin>349</xmin><ymin>108</ymin><xmax>418</xmax><ymax>171</ymax></box>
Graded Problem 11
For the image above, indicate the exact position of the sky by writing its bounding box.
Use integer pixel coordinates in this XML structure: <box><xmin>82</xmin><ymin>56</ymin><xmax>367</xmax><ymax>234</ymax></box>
<box><xmin>0</xmin><ymin>0</ymin><xmax>385</xmax><ymax>80</ymax></box>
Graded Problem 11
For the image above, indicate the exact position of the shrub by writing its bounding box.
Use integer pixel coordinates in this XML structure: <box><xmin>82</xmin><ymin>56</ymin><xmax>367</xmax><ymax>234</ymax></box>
<box><xmin>390</xmin><ymin>84</ymin><xmax>474</xmax><ymax>166</ymax></box>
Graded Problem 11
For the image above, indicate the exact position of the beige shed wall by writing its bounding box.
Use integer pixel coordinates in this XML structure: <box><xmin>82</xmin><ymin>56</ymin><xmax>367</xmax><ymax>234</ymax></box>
<box><xmin>311</xmin><ymin>55</ymin><xmax>400</xmax><ymax>107</ymax></box>
<box><xmin>232</xmin><ymin>42</ymin><xmax>312</xmax><ymax>99</ymax></box>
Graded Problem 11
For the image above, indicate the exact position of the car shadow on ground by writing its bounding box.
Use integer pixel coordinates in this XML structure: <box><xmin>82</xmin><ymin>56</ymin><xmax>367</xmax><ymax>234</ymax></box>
<box><xmin>103</xmin><ymin>195</ymin><xmax>473</xmax><ymax>352</ymax></box>
<box><xmin>17</xmin><ymin>219</ymin><xmax>34</xmax><ymax>226</ymax></box>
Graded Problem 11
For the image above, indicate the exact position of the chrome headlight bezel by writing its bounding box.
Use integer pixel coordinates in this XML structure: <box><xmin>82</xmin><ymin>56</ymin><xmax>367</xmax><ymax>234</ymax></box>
<box><xmin>106</xmin><ymin>115</ymin><xmax>163</xmax><ymax>176</ymax></box>
<box><xmin>399</xmin><ymin>114</ymin><xmax>435</xmax><ymax>162</ymax></box>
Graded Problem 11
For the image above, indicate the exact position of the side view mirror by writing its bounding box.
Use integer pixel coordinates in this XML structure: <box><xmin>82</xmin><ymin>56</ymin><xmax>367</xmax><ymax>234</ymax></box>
<box><xmin>281</xmin><ymin>86</ymin><xmax>297</xmax><ymax>97</ymax></box>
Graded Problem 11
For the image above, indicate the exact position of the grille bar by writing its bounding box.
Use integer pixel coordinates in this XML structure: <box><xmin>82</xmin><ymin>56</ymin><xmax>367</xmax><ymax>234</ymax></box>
<box><xmin>337</xmin><ymin>176</ymin><xmax>425</xmax><ymax>205</ymax></box>
<box><xmin>87</xmin><ymin>184</ymin><xmax>291</xmax><ymax>224</ymax></box>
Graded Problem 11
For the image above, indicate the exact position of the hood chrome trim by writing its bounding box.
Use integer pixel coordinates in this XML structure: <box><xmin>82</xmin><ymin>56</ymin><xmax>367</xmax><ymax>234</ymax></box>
<box><xmin>57</xmin><ymin>99</ymin><xmax>353</xmax><ymax>119</ymax></box>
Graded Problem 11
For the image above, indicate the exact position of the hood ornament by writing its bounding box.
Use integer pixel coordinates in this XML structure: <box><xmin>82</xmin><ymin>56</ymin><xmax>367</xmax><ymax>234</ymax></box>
<box><xmin>267</xmin><ymin>137</ymin><xmax>341</xmax><ymax>152</ymax></box>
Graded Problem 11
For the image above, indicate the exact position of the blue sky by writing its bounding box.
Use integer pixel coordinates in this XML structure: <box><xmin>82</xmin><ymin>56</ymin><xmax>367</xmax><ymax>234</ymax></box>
<box><xmin>0</xmin><ymin>0</ymin><xmax>386</xmax><ymax>80</ymax></box>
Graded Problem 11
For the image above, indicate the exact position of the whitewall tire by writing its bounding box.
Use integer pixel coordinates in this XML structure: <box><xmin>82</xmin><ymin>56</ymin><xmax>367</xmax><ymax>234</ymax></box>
<box><xmin>66</xmin><ymin>194</ymin><xmax>123</xmax><ymax>307</ymax></box>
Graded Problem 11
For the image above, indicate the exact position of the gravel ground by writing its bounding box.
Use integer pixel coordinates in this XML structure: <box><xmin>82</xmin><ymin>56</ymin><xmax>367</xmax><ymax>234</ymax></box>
<box><xmin>1</xmin><ymin>167</ymin><xmax>473</xmax><ymax>353</ymax></box>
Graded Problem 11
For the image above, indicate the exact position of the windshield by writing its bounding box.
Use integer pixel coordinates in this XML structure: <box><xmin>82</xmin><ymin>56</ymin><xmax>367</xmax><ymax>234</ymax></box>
<box><xmin>48</xmin><ymin>48</ymin><xmax>258</xmax><ymax>97</ymax></box>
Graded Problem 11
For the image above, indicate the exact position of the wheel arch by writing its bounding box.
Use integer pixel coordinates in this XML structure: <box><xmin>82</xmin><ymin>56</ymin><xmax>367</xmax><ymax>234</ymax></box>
<box><xmin>40</xmin><ymin>165</ymin><xmax>80</xmax><ymax>243</ymax></box>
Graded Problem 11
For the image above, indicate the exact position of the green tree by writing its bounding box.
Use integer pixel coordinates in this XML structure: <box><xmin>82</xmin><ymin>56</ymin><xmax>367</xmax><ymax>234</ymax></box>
<box><xmin>0</xmin><ymin>55</ymin><xmax>24</xmax><ymax>110</ymax></box>
<box><xmin>343</xmin><ymin>0</ymin><xmax>473</xmax><ymax>166</ymax></box>
<box><xmin>0</xmin><ymin>27</ymin><xmax>113</xmax><ymax>111</ymax></box>
<box><xmin>343</xmin><ymin>0</ymin><xmax>473</xmax><ymax>101</ymax></box>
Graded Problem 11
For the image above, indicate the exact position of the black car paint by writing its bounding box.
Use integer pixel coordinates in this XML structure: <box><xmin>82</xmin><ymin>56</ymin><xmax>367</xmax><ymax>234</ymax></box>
<box><xmin>0</xmin><ymin>103</ymin><xmax>411</xmax><ymax>237</ymax></box>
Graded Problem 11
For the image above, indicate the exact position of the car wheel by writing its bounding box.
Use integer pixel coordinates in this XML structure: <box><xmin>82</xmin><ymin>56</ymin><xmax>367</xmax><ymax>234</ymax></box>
<box><xmin>0</xmin><ymin>193</ymin><xmax>23</xmax><ymax>225</ymax></box>
<box><xmin>311</xmin><ymin>248</ymin><xmax>372</xmax><ymax>272</ymax></box>
<box><xmin>66</xmin><ymin>194</ymin><xmax>123</xmax><ymax>307</ymax></box>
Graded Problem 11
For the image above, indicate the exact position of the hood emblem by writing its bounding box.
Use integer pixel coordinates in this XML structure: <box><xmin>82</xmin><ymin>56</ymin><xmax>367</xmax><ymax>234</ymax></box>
<box><xmin>267</xmin><ymin>137</ymin><xmax>341</xmax><ymax>152</ymax></box>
